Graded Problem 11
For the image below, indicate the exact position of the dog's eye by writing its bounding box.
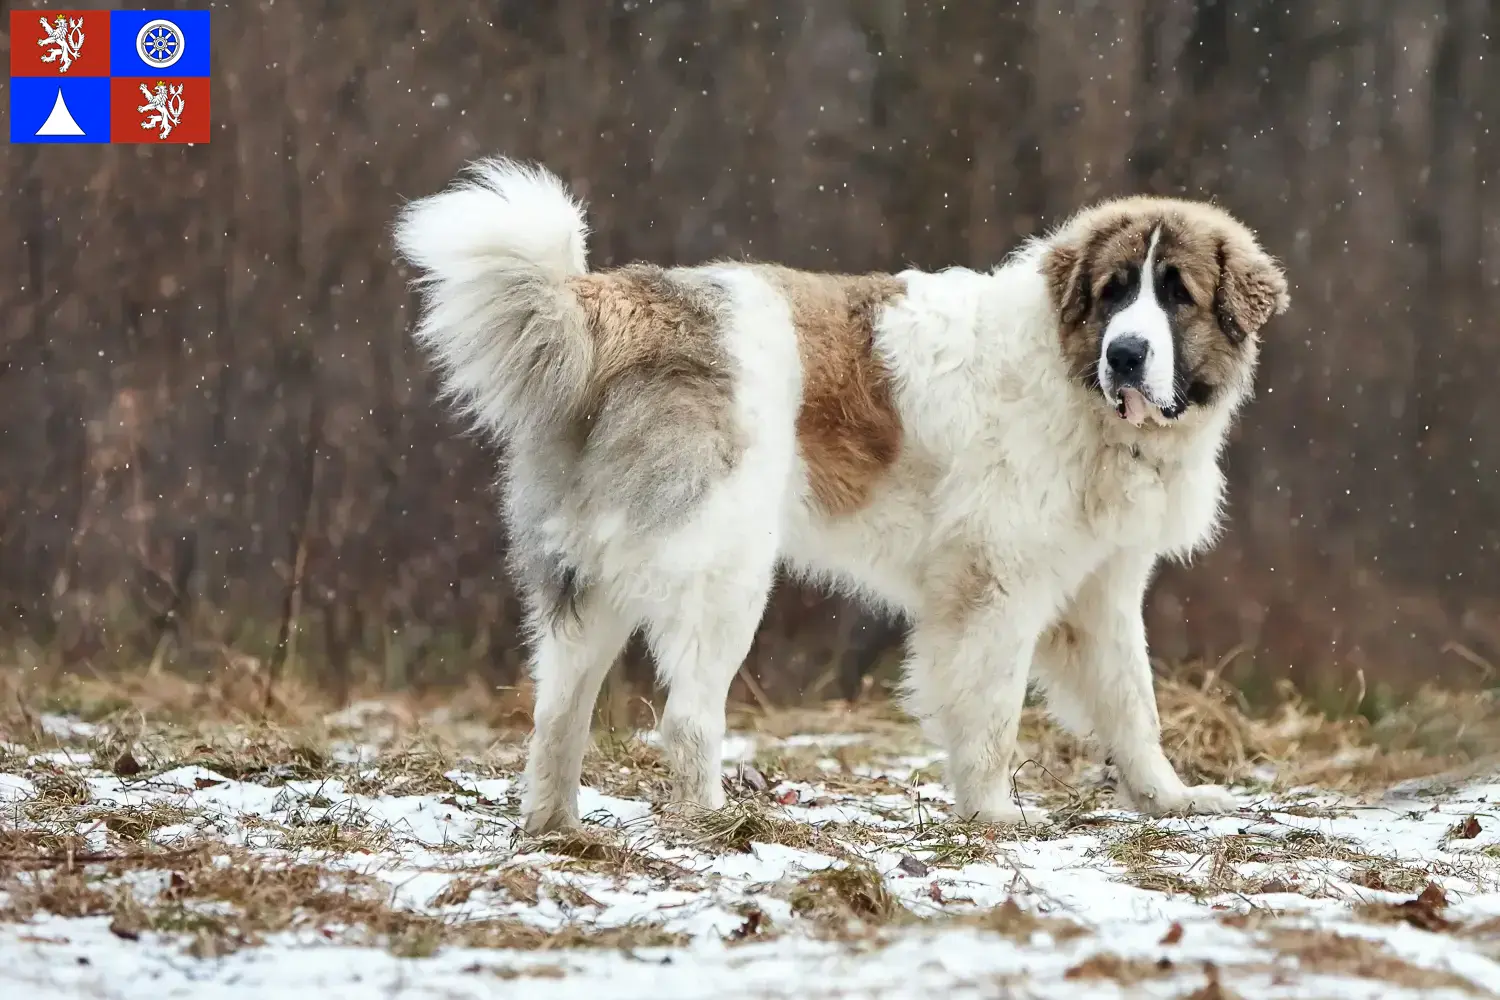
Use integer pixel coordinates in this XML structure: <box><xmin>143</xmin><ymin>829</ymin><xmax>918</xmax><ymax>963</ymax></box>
<box><xmin>1098</xmin><ymin>273</ymin><xmax>1129</xmax><ymax>306</ymax></box>
<box><xmin>1159</xmin><ymin>265</ymin><xmax>1194</xmax><ymax>307</ymax></box>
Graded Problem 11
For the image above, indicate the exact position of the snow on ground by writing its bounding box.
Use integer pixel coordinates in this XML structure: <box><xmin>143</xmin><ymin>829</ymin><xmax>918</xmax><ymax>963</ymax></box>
<box><xmin>2</xmin><ymin>703</ymin><xmax>1499</xmax><ymax>1000</ymax></box>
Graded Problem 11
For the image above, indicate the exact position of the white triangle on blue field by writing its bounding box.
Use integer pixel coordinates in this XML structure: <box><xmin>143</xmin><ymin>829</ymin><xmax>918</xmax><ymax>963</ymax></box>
<box><xmin>36</xmin><ymin>89</ymin><xmax>85</xmax><ymax>137</ymax></box>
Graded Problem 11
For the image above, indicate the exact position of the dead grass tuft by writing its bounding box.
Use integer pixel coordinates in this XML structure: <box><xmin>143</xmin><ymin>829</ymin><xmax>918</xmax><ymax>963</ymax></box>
<box><xmin>787</xmin><ymin>862</ymin><xmax>904</xmax><ymax>930</ymax></box>
<box><xmin>1156</xmin><ymin>671</ymin><xmax>1262</xmax><ymax>786</ymax></box>
<box><xmin>660</xmin><ymin>798</ymin><xmax>848</xmax><ymax>858</ymax></box>
<box><xmin>1102</xmin><ymin>826</ymin><xmax>1212</xmax><ymax>898</ymax></box>
<box><xmin>0</xmin><ymin>869</ymin><xmax>116</xmax><ymax>921</ymax></box>
<box><xmin>430</xmin><ymin>867</ymin><xmax>543</xmax><ymax>908</ymax></box>
<box><xmin>727</xmin><ymin>698</ymin><xmax>918</xmax><ymax>742</ymax></box>
<box><xmin>5</xmin><ymin>843</ymin><xmax>685</xmax><ymax>958</ymax></box>
<box><xmin>173</xmin><ymin>740</ymin><xmax>332</xmax><ymax>785</ymax></box>
<box><xmin>957</xmin><ymin>897</ymin><xmax>1090</xmax><ymax>942</ymax></box>
<box><xmin>1264</xmin><ymin>926</ymin><xmax>1489</xmax><ymax>993</ymax></box>
<box><xmin>1097</xmin><ymin>821</ymin><xmax>1471</xmax><ymax>902</ymax></box>
<box><xmin>580</xmin><ymin>734</ymin><xmax>673</xmax><ymax>800</ymax></box>
<box><xmin>1063</xmin><ymin>952</ymin><xmax>1178</xmax><ymax>984</ymax></box>
<box><xmin>1156</xmin><ymin>664</ymin><xmax>1500</xmax><ymax>793</ymax></box>
<box><xmin>88</xmin><ymin>801</ymin><xmax>196</xmax><ymax>841</ymax></box>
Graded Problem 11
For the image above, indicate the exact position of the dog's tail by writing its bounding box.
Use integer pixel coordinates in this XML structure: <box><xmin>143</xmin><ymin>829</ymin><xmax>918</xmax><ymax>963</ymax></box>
<box><xmin>393</xmin><ymin>158</ymin><xmax>594</xmax><ymax>437</ymax></box>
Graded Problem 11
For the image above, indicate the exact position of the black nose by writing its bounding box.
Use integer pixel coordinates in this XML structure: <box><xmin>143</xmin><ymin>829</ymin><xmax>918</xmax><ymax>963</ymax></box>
<box><xmin>1105</xmin><ymin>336</ymin><xmax>1149</xmax><ymax>381</ymax></box>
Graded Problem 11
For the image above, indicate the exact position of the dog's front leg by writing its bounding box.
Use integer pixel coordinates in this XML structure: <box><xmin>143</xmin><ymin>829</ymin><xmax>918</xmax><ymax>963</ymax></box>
<box><xmin>1032</xmin><ymin>549</ymin><xmax>1238</xmax><ymax>816</ymax></box>
<box><xmin>903</xmin><ymin>589</ymin><xmax>1050</xmax><ymax>826</ymax></box>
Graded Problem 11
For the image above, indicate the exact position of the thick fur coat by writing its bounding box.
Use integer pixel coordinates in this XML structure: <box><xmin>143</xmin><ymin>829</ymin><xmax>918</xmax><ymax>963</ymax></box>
<box><xmin>394</xmin><ymin>159</ymin><xmax>1290</xmax><ymax>833</ymax></box>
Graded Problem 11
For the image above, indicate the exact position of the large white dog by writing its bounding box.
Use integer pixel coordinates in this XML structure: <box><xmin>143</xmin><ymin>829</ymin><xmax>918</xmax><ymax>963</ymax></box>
<box><xmin>394</xmin><ymin>159</ymin><xmax>1289</xmax><ymax>834</ymax></box>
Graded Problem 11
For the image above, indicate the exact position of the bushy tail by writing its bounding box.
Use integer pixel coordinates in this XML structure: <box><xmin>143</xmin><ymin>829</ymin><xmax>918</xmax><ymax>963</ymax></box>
<box><xmin>393</xmin><ymin>158</ymin><xmax>594</xmax><ymax>437</ymax></box>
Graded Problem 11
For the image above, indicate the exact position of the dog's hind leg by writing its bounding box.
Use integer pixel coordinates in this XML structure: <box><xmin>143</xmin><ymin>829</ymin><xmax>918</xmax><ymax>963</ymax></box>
<box><xmin>642</xmin><ymin>557</ymin><xmax>776</xmax><ymax>811</ymax></box>
<box><xmin>519</xmin><ymin>591</ymin><xmax>635</xmax><ymax>835</ymax></box>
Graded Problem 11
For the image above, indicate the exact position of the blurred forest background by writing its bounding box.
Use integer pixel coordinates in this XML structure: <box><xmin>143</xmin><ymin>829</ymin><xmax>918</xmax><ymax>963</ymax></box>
<box><xmin>4</xmin><ymin>0</ymin><xmax>1500</xmax><ymax>710</ymax></box>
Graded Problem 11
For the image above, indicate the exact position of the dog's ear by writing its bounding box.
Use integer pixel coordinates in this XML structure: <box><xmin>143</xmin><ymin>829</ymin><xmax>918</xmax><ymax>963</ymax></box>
<box><xmin>1041</xmin><ymin>239</ymin><xmax>1091</xmax><ymax>330</ymax></box>
<box><xmin>1214</xmin><ymin>238</ymin><xmax>1289</xmax><ymax>341</ymax></box>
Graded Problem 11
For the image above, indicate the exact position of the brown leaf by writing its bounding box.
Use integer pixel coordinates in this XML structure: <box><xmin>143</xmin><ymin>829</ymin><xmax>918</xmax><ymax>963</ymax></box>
<box><xmin>1064</xmin><ymin>953</ymin><xmax>1174</xmax><ymax>983</ymax></box>
<box><xmin>1160</xmin><ymin>921</ymin><xmax>1184</xmax><ymax>945</ymax></box>
<box><xmin>730</xmin><ymin>907</ymin><xmax>766</xmax><ymax>940</ymax></box>
<box><xmin>735</xmin><ymin>764</ymin><xmax>768</xmax><ymax>794</ymax></box>
<box><xmin>111</xmin><ymin>751</ymin><xmax>142</xmax><ymax>777</ymax></box>
<box><xmin>897</xmin><ymin>855</ymin><xmax>930</xmax><ymax>877</ymax></box>
<box><xmin>107</xmin><ymin>918</ymin><xmax>140</xmax><ymax>941</ymax></box>
<box><xmin>1257</xmin><ymin>878</ymin><xmax>1295</xmax><ymax>895</ymax></box>
<box><xmin>774</xmin><ymin>788</ymin><xmax>799</xmax><ymax>806</ymax></box>
<box><xmin>1451</xmin><ymin>816</ymin><xmax>1482</xmax><ymax>840</ymax></box>
<box><xmin>927</xmin><ymin>881</ymin><xmax>945</xmax><ymax>903</ymax></box>
<box><xmin>1417</xmin><ymin>882</ymin><xmax>1450</xmax><ymax>909</ymax></box>
<box><xmin>162</xmin><ymin>871</ymin><xmax>190</xmax><ymax>901</ymax></box>
<box><xmin>193</xmin><ymin>776</ymin><xmax>224</xmax><ymax>790</ymax></box>
<box><xmin>1377</xmin><ymin>882</ymin><xmax>1454</xmax><ymax>932</ymax></box>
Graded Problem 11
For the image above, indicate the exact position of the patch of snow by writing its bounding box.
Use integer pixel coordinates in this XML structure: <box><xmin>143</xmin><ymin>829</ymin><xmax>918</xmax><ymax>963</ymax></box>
<box><xmin>1</xmin><ymin>718</ymin><xmax>1497</xmax><ymax>999</ymax></box>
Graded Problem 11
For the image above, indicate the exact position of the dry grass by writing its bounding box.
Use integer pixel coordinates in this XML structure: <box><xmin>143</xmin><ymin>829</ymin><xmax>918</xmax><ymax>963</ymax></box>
<box><xmin>786</xmin><ymin>862</ymin><xmax>905</xmax><ymax>930</ymax></box>
<box><xmin>8</xmin><ymin>658</ymin><xmax>1499</xmax><ymax>803</ymax></box>
<box><xmin>580</xmin><ymin>733</ymin><xmax>673</xmax><ymax>800</ymax></box>
<box><xmin>430</xmin><ymin>866</ymin><xmax>543</xmax><ymax>907</ymax></box>
<box><xmin>1262</xmin><ymin>926</ymin><xmax>1491</xmax><ymax>994</ymax></box>
<box><xmin>1063</xmin><ymin>952</ymin><xmax>1180</xmax><ymax>985</ymax></box>
<box><xmin>1096</xmin><ymin>820</ymin><xmax>1484</xmax><ymax>901</ymax></box>
<box><xmin>954</xmin><ymin>897</ymin><xmax>1090</xmax><ymax>942</ymax></box>
<box><xmin>659</xmin><ymin>798</ymin><xmax>851</xmax><ymax>858</ymax></box>
<box><xmin>1102</xmin><ymin>827</ymin><xmax>1216</xmax><ymax>898</ymax></box>
<box><xmin>749</xmin><ymin>744</ymin><xmax>912</xmax><ymax>799</ymax></box>
<box><xmin>515</xmin><ymin>826</ymin><xmax>694</xmax><ymax>883</ymax></box>
<box><xmin>904</xmin><ymin>820</ymin><xmax>1007</xmax><ymax>868</ymax></box>
<box><xmin>1</xmin><ymin>844</ymin><xmax>687</xmax><ymax>958</ymax></box>
<box><xmin>4</xmin><ymin>662</ymin><xmax>1500</xmax><ymax>983</ymax></box>
<box><xmin>1154</xmin><ymin>668</ymin><xmax>1500</xmax><ymax>793</ymax></box>
<box><xmin>726</xmin><ymin>698</ymin><xmax>917</xmax><ymax>742</ymax></box>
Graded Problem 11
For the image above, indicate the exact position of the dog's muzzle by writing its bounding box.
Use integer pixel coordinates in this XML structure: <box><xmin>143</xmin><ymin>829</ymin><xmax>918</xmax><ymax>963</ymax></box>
<box><xmin>1101</xmin><ymin>336</ymin><xmax>1182</xmax><ymax>424</ymax></box>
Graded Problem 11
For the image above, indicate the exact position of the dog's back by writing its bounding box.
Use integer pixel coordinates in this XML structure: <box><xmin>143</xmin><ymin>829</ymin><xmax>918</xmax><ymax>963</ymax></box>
<box><xmin>394</xmin><ymin>160</ymin><xmax>762</xmax><ymax>545</ymax></box>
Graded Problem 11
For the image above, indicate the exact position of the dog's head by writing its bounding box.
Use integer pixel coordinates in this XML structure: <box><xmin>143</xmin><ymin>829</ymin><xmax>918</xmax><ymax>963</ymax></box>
<box><xmin>1040</xmin><ymin>197</ymin><xmax>1288</xmax><ymax>427</ymax></box>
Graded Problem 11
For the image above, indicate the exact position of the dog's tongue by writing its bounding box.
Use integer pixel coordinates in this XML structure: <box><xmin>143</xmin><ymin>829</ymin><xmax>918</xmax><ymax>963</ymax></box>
<box><xmin>1120</xmin><ymin>387</ymin><xmax>1150</xmax><ymax>427</ymax></box>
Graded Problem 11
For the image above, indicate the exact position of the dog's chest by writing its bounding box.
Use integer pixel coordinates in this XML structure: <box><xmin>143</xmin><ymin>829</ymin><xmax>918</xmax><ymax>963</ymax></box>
<box><xmin>1075</xmin><ymin>442</ymin><xmax>1180</xmax><ymax>543</ymax></box>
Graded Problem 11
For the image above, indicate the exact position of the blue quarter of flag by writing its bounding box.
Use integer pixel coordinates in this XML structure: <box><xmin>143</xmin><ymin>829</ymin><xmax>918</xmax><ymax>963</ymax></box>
<box><xmin>10</xmin><ymin>77</ymin><xmax>112</xmax><ymax>144</ymax></box>
<box><xmin>110</xmin><ymin>10</ymin><xmax>212</xmax><ymax>78</ymax></box>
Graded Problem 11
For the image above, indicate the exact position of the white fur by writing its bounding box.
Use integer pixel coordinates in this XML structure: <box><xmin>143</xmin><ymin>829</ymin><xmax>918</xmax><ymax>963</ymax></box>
<box><xmin>1100</xmin><ymin>227</ymin><xmax>1176</xmax><ymax>408</ymax></box>
<box><xmin>777</xmin><ymin>247</ymin><xmax>1240</xmax><ymax>824</ymax></box>
<box><xmin>393</xmin><ymin>159</ymin><xmax>595</xmax><ymax>437</ymax></box>
<box><xmin>403</xmin><ymin>163</ymin><xmax>1250</xmax><ymax>832</ymax></box>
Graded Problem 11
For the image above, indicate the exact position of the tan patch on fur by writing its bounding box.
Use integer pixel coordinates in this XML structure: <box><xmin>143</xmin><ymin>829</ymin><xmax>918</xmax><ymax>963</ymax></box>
<box><xmin>925</xmin><ymin>551</ymin><xmax>1007</xmax><ymax>629</ymax></box>
<box><xmin>567</xmin><ymin>266</ymin><xmax>727</xmax><ymax>392</ymax></box>
<box><xmin>1041</xmin><ymin>197</ymin><xmax>1289</xmax><ymax>409</ymax></box>
<box><xmin>559</xmin><ymin>266</ymin><xmax>743</xmax><ymax>531</ymax></box>
<box><xmin>566</xmin><ymin>265</ymin><xmax>739</xmax><ymax>443</ymax></box>
<box><xmin>756</xmin><ymin>266</ymin><xmax>907</xmax><ymax>516</ymax></box>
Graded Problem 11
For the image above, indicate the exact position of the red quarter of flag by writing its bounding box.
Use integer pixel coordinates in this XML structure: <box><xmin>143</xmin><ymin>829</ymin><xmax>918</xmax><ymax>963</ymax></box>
<box><xmin>110</xmin><ymin>77</ymin><xmax>212</xmax><ymax>144</ymax></box>
<box><xmin>10</xmin><ymin>10</ymin><xmax>112</xmax><ymax>77</ymax></box>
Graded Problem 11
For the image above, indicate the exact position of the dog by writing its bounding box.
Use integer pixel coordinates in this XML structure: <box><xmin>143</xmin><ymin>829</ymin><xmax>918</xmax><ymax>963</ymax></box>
<box><xmin>394</xmin><ymin>158</ymin><xmax>1289</xmax><ymax>834</ymax></box>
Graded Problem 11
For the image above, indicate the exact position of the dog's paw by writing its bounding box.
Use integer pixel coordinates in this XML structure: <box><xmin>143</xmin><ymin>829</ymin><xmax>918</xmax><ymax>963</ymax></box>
<box><xmin>674</xmin><ymin>783</ymin><xmax>727</xmax><ymax>811</ymax></box>
<box><xmin>1177</xmin><ymin>784</ymin><xmax>1240</xmax><ymax>815</ymax></box>
<box><xmin>519</xmin><ymin>796</ymin><xmax>581</xmax><ymax>836</ymax></box>
<box><xmin>951</xmin><ymin>798</ymin><xmax>1048</xmax><ymax>828</ymax></box>
<box><xmin>1126</xmin><ymin>782</ymin><xmax>1239</xmax><ymax>817</ymax></box>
